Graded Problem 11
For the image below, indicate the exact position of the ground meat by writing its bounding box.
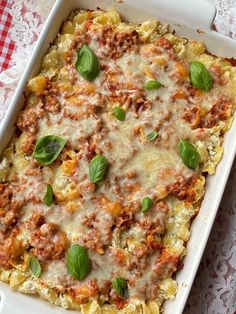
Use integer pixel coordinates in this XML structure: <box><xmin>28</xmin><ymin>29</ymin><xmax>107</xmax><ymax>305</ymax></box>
<box><xmin>0</xmin><ymin>201</ymin><xmax>24</xmax><ymax>229</ymax></box>
<box><xmin>0</xmin><ymin>183</ymin><xmax>24</xmax><ymax>230</ymax></box>
<box><xmin>81</xmin><ymin>229</ymin><xmax>103</xmax><ymax>252</ymax></box>
<box><xmin>133</xmin><ymin>94</ymin><xmax>153</xmax><ymax>115</ymax></box>
<box><xmin>35</xmin><ymin>80</ymin><xmax>62</xmax><ymax>114</ymax></box>
<box><xmin>0</xmin><ymin>232</ymin><xmax>24</xmax><ymax>268</ymax></box>
<box><xmin>106</xmin><ymin>91</ymin><xmax>152</xmax><ymax>116</ymax></box>
<box><xmin>44</xmin><ymin>94</ymin><xmax>61</xmax><ymax>113</ymax></box>
<box><xmin>81</xmin><ymin>212</ymin><xmax>96</xmax><ymax>228</ymax></box>
<box><xmin>30</xmin><ymin>222</ymin><xmax>68</xmax><ymax>262</ymax></box>
<box><xmin>99</xmin><ymin>279</ymin><xmax>112</xmax><ymax>296</ymax></box>
<box><xmin>146</xmin><ymin>234</ymin><xmax>162</xmax><ymax>250</ymax></box>
<box><xmin>24</xmin><ymin>166</ymin><xmax>42</xmax><ymax>177</ymax></box>
<box><xmin>157</xmin><ymin>37</ymin><xmax>173</xmax><ymax>49</ymax></box>
<box><xmin>154</xmin><ymin>249</ymin><xmax>179</xmax><ymax>279</ymax></box>
<box><xmin>80</xmin><ymin>210</ymin><xmax>114</xmax><ymax>252</ymax></box>
<box><xmin>115</xmin><ymin>211</ymin><xmax>134</xmax><ymax>230</ymax></box>
<box><xmin>17</xmin><ymin>109</ymin><xmax>38</xmax><ymax>134</ymax></box>
<box><xmin>78</xmin><ymin>181</ymin><xmax>96</xmax><ymax>197</ymax></box>
<box><xmin>140</xmin><ymin>218</ymin><xmax>164</xmax><ymax>234</ymax></box>
<box><xmin>138</xmin><ymin>202</ymin><xmax>169</xmax><ymax>235</ymax></box>
<box><xmin>63</xmin><ymin>104</ymin><xmax>102</xmax><ymax>121</ymax></box>
<box><xmin>167</xmin><ymin>175</ymin><xmax>197</xmax><ymax>202</ymax></box>
<box><xmin>17</xmin><ymin>102</ymin><xmax>45</xmax><ymax>134</ymax></box>
<box><xmin>182</xmin><ymin>106</ymin><xmax>202</xmax><ymax>129</ymax></box>
<box><xmin>126</xmin><ymin>169</ymin><xmax>137</xmax><ymax>179</ymax></box>
<box><xmin>210</xmin><ymin>65</ymin><xmax>225</xmax><ymax>85</ymax></box>
<box><xmin>0</xmin><ymin>183</ymin><xmax>12</xmax><ymax>208</ymax></box>
<box><xmin>199</xmin><ymin>98</ymin><xmax>232</xmax><ymax>128</ymax></box>
<box><xmin>135</xmin><ymin>280</ymin><xmax>159</xmax><ymax>300</ymax></box>
<box><xmin>21</xmin><ymin>135</ymin><xmax>36</xmax><ymax>154</ymax></box>
<box><xmin>26</xmin><ymin>212</ymin><xmax>45</xmax><ymax>230</ymax></box>
<box><xmin>109</xmin><ymin>291</ymin><xmax>128</xmax><ymax>310</ymax></box>
<box><xmin>171</xmin><ymin>90</ymin><xmax>188</xmax><ymax>101</ymax></box>
<box><xmin>186</xmin><ymin>86</ymin><xmax>201</xmax><ymax>98</ymax></box>
<box><xmin>109</xmin><ymin>247</ymin><xmax>126</xmax><ymax>265</ymax></box>
<box><xmin>132</xmin><ymin>244</ymin><xmax>149</xmax><ymax>260</ymax></box>
<box><xmin>71</xmin><ymin>279</ymin><xmax>99</xmax><ymax>304</ymax></box>
<box><xmin>86</xmin><ymin>143</ymin><xmax>96</xmax><ymax>161</ymax></box>
<box><xmin>66</xmin><ymin>28</ymin><xmax>90</xmax><ymax>63</ymax></box>
<box><xmin>94</xmin><ymin>25</ymin><xmax>140</xmax><ymax>60</ymax></box>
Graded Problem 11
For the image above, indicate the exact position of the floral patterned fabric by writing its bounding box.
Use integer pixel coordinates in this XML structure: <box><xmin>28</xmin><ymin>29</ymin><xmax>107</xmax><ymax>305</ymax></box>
<box><xmin>0</xmin><ymin>1</ymin><xmax>235</xmax><ymax>313</ymax></box>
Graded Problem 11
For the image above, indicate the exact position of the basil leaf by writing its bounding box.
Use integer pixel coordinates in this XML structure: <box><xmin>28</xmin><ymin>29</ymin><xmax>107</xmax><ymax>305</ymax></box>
<box><xmin>89</xmin><ymin>155</ymin><xmax>108</xmax><ymax>184</ymax></box>
<box><xmin>112</xmin><ymin>106</ymin><xmax>126</xmax><ymax>121</ymax></box>
<box><xmin>189</xmin><ymin>61</ymin><xmax>212</xmax><ymax>92</ymax></box>
<box><xmin>178</xmin><ymin>139</ymin><xmax>199</xmax><ymax>169</ymax></box>
<box><xmin>66</xmin><ymin>244</ymin><xmax>91</xmax><ymax>281</ymax></box>
<box><xmin>145</xmin><ymin>80</ymin><xmax>162</xmax><ymax>90</ymax></box>
<box><xmin>43</xmin><ymin>184</ymin><xmax>54</xmax><ymax>206</ymax></box>
<box><xmin>29</xmin><ymin>256</ymin><xmax>42</xmax><ymax>278</ymax></box>
<box><xmin>147</xmin><ymin>130</ymin><xmax>158</xmax><ymax>141</ymax></box>
<box><xmin>75</xmin><ymin>44</ymin><xmax>100</xmax><ymax>81</ymax></box>
<box><xmin>33</xmin><ymin>135</ymin><xmax>66</xmax><ymax>165</ymax></box>
<box><xmin>141</xmin><ymin>196</ymin><xmax>153</xmax><ymax>213</ymax></box>
<box><xmin>112</xmin><ymin>277</ymin><xmax>128</xmax><ymax>299</ymax></box>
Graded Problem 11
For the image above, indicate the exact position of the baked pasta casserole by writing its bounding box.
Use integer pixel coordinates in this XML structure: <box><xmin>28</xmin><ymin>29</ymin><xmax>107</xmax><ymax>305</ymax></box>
<box><xmin>0</xmin><ymin>9</ymin><xmax>236</xmax><ymax>314</ymax></box>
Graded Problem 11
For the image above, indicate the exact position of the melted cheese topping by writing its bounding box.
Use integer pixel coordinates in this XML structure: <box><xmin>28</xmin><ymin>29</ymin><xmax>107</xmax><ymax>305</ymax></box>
<box><xmin>0</xmin><ymin>9</ymin><xmax>236</xmax><ymax>314</ymax></box>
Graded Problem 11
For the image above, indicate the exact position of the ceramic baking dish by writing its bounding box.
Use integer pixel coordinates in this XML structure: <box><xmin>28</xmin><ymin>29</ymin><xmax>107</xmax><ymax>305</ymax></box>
<box><xmin>0</xmin><ymin>0</ymin><xmax>236</xmax><ymax>313</ymax></box>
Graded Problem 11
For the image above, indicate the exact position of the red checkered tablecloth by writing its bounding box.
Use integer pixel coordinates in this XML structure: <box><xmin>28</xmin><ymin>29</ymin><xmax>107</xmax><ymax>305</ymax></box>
<box><xmin>0</xmin><ymin>0</ymin><xmax>15</xmax><ymax>72</ymax></box>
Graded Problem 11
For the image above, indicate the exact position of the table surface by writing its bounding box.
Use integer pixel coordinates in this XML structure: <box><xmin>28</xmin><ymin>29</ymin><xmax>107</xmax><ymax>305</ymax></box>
<box><xmin>0</xmin><ymin>0</ymin><xmax>235</xmax><ymax>313</ymax></box>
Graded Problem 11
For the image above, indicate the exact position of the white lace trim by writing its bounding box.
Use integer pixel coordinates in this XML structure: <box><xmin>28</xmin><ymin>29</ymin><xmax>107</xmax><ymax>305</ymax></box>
<box><xmin>185</xmin><ymin>164</ymin><xmax>236</xmax><ymax>313</ymax></box>
<box><xmin>212</xmin><ymin>0</ymin><xmax>236</xmax><ymax>39</ymax></box>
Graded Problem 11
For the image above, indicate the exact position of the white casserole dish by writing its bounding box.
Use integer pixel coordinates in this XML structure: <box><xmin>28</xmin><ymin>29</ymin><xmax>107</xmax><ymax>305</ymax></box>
<box><xmin>0</xmin><ymin>0</ymin><xmax>236</xmax><ymax>313</ymax></box>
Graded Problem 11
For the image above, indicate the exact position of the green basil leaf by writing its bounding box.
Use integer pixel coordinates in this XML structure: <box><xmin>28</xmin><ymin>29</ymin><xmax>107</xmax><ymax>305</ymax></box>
<box><xmin>189</xmin><ymin>61</ymin><xmax>212</xmax><ymax>92</ymax></box>
<box><xmin>75</xmin><ymin>44</ymin><xmax>100</xmax><ymax>81</ymax></box>
<box><xmin>141</xmin><ymin>196</ymin><xmax>153</xmax><ymax>213</ymax></box>
<box><xmin>33</xmin><ymin>135</ymin><xmax>66</xmax><ymax>165</ymax></box>
<box><xmin>178</xmin><ymin>139</ymin><xmax>199</xmax><ymax>169</ymax></box>
<box><xmin>66</xmin><ymin>244</ymin><xmax>91</xmax><ymax>281</ymax></box>
<box><xmin>89</xmin><ymin>155</ymin><xmax>108</xmax><ymax>184</ymax></box>
<box><xmin>112</xmin><ymin>277</ymin><xmax>128</xmax><ymax>299</ymax></box>
<box><xmin>29</xmin><ymin>256</ymin><xmax>42</xmax><ymax>278</ymax></box>
<box><xmin>147</xmin><ymin>130</ymin><xmax>158</xmax><ymax>141</ymax></box>
<box><xmin>43</xmin><ymin>184</ymin><xmax>54</xmax><ymax>206</ymax></box>
<box><xmin>112</xmin><ymin>106</ymin><xmax>126</xmax><ymax>121</ymax></box>
<box><xmin>145</xmin><ymin>80</ymin><xmax>162</xmax><ymax>90</ymax></box>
